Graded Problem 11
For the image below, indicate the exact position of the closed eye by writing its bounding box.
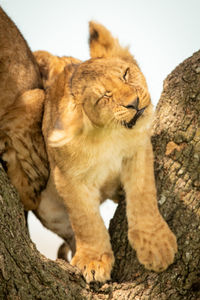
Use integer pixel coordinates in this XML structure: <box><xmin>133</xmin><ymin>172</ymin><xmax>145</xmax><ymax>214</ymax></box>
<box><xmin>95</xmin><ymin>91</ymin><xmax>112</xmax><ymax>106</ymax></box>
<box><xmin>123</xmin><ymin>68</ymin><xmax>130</xmax><ymax>82</ymax></box>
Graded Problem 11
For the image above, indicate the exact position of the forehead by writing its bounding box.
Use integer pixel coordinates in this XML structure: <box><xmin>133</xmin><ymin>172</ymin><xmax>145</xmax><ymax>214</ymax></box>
<box><xmin>74</xmin><ymin>57</ymin><xmax>128</xmax><ymax>80</ymax></box>
<box><xmin>70</xmin><ymin>57</ymin><xmax>129</xmax><ymax>97</ymax></box>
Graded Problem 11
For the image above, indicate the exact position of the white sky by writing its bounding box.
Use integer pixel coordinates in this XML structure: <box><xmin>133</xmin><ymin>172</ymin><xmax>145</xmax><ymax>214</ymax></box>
<box><xmin>1</xmin><ymin>0</ymin><xmax>199</xmax><ymax>259</ymax></box>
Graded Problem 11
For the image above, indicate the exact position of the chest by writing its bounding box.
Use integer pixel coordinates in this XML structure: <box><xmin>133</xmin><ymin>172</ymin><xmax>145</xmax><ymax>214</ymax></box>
<box><xmin>64</xmin><ymin>130</ymin><xmax>138</xmax><ymax>187</ymax></box>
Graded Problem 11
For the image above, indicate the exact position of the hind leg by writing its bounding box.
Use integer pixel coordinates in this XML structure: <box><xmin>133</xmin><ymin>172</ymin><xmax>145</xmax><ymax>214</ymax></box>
<box><xmin>35</xmin><ymin>175</ymin><xmax>75</xmax><ymax>257</ymax></box>
<box><xmin>57</xmin><ymin>242</ymin><xmax>75</xmax><ymax>262</ymax></box>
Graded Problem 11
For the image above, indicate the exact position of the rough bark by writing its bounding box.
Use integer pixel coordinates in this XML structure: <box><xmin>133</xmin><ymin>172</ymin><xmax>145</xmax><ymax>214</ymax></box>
<box><xmin>0</xmin><ymin>51</ymin><xmax>200</xmax><ymax>299</ymax></box>
<box><xmin>110</xmin><ymin>50</ymin><xmax>200</xmax><ymax>299</ymax></box>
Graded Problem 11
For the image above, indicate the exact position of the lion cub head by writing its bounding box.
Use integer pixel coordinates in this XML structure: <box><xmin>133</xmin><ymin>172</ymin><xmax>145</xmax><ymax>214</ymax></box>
<box><xmin>39</xmin><ymin>22</ymin><xmax>152</xmax><ymax>147</ymax></box>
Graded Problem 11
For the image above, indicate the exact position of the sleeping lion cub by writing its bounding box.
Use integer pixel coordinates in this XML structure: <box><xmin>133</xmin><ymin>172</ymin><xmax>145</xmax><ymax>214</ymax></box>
<box><xmin>0</xmin><ymin>7</ymin><xmax>177</xmax><ymax>283</ymax></box>
<box><xmin>35</xmin><ymin>23</ymin><xmax>177</xmax><ymax>282</ymax></box>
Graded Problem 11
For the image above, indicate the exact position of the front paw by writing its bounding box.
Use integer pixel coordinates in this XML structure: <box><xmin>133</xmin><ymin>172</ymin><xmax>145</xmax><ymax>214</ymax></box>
<box><xmin>129</xmin><ymin>221</ymin><xmax>177</xmax><ymax>272</ymax></box>
<box><xmin>71</xmin><ymin>249</ymin><xmax>114</xmax><ymax>283</ymax></box>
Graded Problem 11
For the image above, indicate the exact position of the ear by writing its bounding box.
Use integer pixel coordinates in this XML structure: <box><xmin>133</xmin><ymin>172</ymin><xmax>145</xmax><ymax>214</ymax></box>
<box><xmin>34</xmin><ymin>51</ymin><xmax>81</xmax><ymax>89</ymax></box>
<box><xmin>89</xmin><ymin>21</ymin><xmax>136</xmax><ymax>63</ymax></box>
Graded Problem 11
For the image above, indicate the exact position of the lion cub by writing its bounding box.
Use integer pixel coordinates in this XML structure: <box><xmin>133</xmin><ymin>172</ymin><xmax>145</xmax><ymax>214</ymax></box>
<box><xmin>35</xmin><ymin>22</ymin><xmax>177</xmax><ymax>282</ymax></box>
<box><xmin>0</xmin><ymin>8</ymin><xmax>177</xmax><ymax>282</ymax></box>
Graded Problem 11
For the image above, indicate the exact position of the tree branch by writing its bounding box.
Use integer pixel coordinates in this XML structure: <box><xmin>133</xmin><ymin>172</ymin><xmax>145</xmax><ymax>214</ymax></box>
<box><xmin>1</xmin><ymin>51</ymin><xmax>200</xmax><ymax>299</ymax></box>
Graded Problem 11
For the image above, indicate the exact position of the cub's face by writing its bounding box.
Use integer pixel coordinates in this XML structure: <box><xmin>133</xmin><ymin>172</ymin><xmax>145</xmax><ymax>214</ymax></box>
<box><xmin>71</xmin><ymin>57</ymin><xmax>151</xmax><ymax>129</ymax></box>
<box><xmin>45</xmin><ymin>22</ymin><xmax>152</xmax><ymax>147</ymax></box>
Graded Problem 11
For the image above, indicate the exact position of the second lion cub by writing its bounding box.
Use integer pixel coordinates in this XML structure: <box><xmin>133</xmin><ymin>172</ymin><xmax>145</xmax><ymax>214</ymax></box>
<box><xmin>36</xmin><ymin>22</ymin><xmax>177</xmax><ymax>283</ymax></box>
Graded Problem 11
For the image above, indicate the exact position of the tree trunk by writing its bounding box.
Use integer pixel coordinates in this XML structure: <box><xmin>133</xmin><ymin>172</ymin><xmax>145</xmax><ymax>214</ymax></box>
<box><xmin>0</xmin><ymin>51</ymin><xmax>200</xmax><ymax>299</ymax></box>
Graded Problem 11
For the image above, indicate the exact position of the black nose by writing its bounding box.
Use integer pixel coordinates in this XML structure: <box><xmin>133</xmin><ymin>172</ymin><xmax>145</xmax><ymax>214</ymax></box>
<box><xmin>125</xmin><ymin>97</ymin><xmax>139</xmax><ymax>110</ymax></box>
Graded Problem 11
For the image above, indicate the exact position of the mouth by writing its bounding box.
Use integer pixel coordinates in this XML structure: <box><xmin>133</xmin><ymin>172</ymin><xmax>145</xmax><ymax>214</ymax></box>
<box><xmin>122</xmin><ymin>106</ymin><xmax>147</xmax><ymax>129</ymax></box>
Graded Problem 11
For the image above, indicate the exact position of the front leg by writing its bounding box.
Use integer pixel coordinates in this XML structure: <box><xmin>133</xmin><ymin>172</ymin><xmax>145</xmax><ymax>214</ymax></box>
<box><xmin>122</xmin><ymin>136</ymin><xmax>177</xmax><ymax>272</ymax></box>
<box><xmin>53</xmin><ymin>167</ymin><xmax>114</xmax><ymax>283</ymax></box>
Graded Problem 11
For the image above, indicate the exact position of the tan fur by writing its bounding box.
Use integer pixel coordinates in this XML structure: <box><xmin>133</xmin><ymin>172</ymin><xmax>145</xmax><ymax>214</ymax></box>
<box><xmin>0</xmin><ymin>8</ymin><xmax>48</xmax><ymax>210</ymax></box>
<box><xmin>34</xmin><ymin>50</ymin><xmax>81</xmax><ymax>89</ymax></box>
<box><xmin>0</xmin><ymin>10</ymin><xmax>177</xmax><ymax>283</ymax></box>
<box><xmin>39</xmin><ymin>22</ymin><xmax>177</xmax><ymax>282</ymax></box>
